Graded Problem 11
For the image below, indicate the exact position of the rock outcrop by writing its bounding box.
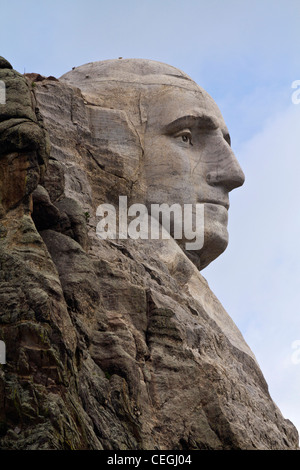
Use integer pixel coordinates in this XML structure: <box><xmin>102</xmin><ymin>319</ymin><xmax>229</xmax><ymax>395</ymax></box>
<box><xmin>0</xmin><ymin>57</ymin><xmax>298</xmax><ymax>450</ymax></box>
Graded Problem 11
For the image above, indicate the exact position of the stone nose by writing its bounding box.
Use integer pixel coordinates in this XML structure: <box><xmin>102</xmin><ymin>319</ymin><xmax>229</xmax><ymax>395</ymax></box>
<box><xmin>206</xmin><ymin>146</ymin><xmax>245</xmax><ymax>192</ymax></box>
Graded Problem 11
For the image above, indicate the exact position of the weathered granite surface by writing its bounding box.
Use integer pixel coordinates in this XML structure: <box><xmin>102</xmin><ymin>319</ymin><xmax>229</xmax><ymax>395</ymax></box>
<box><xmin>0</xmin><ymin>57</ymin><xmax>298</xmax><ymax>450</ymax></box>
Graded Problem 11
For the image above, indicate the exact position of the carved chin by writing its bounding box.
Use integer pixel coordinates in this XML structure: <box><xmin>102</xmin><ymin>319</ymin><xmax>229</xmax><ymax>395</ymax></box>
<box><xmin>184</xmin><ymin>204</ymin><xmax>229</xmax><ymax>271</ymax></box>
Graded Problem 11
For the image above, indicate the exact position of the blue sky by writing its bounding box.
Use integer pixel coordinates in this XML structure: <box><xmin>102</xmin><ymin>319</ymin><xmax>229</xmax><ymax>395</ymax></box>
<box><xmin>1</xmin><ymin>0</ymin><xmax>300</xmax><ymax>437</ymax></box>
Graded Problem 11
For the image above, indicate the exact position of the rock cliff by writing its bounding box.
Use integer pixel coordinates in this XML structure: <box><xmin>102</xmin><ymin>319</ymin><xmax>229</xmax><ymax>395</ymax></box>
<box><xmin>0</xmin><ymin>57</ymin><xmax>298</xmax><ymax>450</ymax></box>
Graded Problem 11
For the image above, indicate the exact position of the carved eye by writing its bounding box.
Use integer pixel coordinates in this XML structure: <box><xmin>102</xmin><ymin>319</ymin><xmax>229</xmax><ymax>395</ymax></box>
<box><xmin>174</xmin><ymin>129</ymin><xmax>193</xmax><ymax>146</ymax></box>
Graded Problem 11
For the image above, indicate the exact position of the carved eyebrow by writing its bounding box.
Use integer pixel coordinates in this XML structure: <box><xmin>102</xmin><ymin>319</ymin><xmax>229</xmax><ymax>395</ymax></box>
<box><xmin>164</xmin><ymin>114</ymin><xmax>219</xmax><ymax>133</ymax></box>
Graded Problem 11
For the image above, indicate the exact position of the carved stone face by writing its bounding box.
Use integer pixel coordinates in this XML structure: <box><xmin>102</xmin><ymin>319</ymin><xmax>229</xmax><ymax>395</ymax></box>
<box><xmin>143</xmin><ymin>86</ymin><xmax>245</xmax><ymax>269</ymax></box>
<box><xmin>61</xmin><ymin>59</ymin><xmax>245</xmax><ymax>270</ymax></box>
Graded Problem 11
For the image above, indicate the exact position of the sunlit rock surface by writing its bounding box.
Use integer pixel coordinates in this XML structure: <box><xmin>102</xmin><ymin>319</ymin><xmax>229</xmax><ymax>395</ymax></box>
<box><xmin>0</xmin><ymin>58</ymin><xmax>298</xmax><ymax>450</ymax></box>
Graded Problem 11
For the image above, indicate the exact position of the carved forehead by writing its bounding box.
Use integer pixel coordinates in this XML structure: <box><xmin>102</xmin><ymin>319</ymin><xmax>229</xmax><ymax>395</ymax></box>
<box><xmin>60</xmin><ymin>59</ymin><xmax>224</xmax><ymax>130</ymax></box>
<box><xmin>145</xmin><ymin>86</ymin><xmax>226</xmax><ymax>130</ymax></box>
<box><xmin>61</xmin><ymin>58</ymin><xmax>199</xmax><ymax>90</ymax></box>
<box><xmin>61</xmin><ymin>59</ymin><xmax>203</xmax><ymax>106</ymax></box>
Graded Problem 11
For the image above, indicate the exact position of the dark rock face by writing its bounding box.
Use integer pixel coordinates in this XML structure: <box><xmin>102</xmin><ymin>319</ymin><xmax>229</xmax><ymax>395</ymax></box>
<box><xmin>0</xmin><ymin>58</ymin><xmax>298</xmax><ymax>450</ymax></box>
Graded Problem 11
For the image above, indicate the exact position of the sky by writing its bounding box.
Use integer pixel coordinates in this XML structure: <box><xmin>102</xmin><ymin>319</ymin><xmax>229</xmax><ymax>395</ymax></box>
<box><xmin>1</xmin><ymin>0</ymin><xmax>300</xmax><ymax>440</ymax></box>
